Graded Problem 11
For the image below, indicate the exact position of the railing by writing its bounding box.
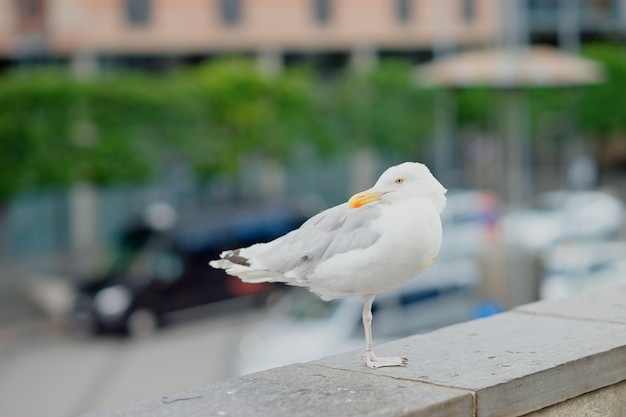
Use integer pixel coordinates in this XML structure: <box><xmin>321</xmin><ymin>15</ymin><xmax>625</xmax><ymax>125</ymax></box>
<box><xmin>81</xmin><ymin>283</ymin><xmax>626</xmax><ymax>417</ymax></box>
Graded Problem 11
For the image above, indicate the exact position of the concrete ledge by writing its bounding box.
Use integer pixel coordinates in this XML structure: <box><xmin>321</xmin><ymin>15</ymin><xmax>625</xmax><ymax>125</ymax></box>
<box><xmin>85</xmin><ymin>363</ymin><xmax>473</xmax><ymax>417</ymax></box>
<box><xmin>81</xmin><ymin>284</ymin><xmax>626</xmax><ymax>417</ymax></box>
<box><xmin>522</xmin><ymin>379</ymin><xmax>626</xmax><ymax>417</ymax></box>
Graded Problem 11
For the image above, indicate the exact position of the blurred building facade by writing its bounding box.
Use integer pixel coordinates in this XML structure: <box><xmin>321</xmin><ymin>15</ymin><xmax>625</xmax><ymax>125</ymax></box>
<box><xmin>2</xmin><ymin>1</ymin><xmax>626</xmax><ymax>71</ymax></box>
<box><xmin>0</xmin><ymin>0</ymin><xmax>508</xmax><ymax>73</ymax></box>
<box><xmin>2</xmin><ymin>0</ymin><xmax>501</xmax><ymax>72</ymax></box>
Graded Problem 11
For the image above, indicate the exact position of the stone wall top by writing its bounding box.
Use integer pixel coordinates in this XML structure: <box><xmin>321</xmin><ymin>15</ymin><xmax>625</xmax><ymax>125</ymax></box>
<box><xmin>82</xmin><ymin>283</ymin><xmax>626</xmax><ymax>417</ymax></box>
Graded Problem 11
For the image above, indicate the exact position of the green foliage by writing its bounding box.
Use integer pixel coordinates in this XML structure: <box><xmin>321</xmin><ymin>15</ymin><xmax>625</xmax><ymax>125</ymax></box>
<box><xmin>3</xmin><ymin>45</ymin><xmax>626</xmax><ymax>202</ymax></box>
<box><xmin>578</xmin><ymin>43</ymin><xmax>626</xmax><ymax>136</ymax></box>
<box><xmin>444</xmin><ymin>44</ymin><xmax>626</xmax><ymax>145</ymax></box>
<box><xmin>0</xmin><ymin>59</ymin><xmax>439</xmax><ymax>202</ymax></box>
<box><xmin>521</xmin><ymin>44</ymin><xmax>626</xmax><ymax>142</ymax></box>
<box><xmin>0</xmin><ymin>71</ymin><xmax>171</xmax><ymax>201</ymax></box>
<box><xmin>0</xmin><ymin>72</ymin><xmax>79</xmax><ymax>200</ymax></box>
<box><xmin>313</xmin><ymin>60</ymin><xmax>434</xmax><ymax>157</ymax></box>
<box><xmin>456</xmin><ymin>87</ymin><xmax>497</xmax><ymax>129</ymax></box>
<box><xmin>186</xmin><ymin>59</ymin><xmax>317</xmax><ymax>176</ymax></box>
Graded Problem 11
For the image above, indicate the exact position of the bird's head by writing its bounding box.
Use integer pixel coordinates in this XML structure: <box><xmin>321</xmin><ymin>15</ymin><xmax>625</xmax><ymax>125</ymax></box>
<box><xmin>348</xmin><ymin>162</ymin><xmax>447</xmax><ymax>213</ymax></box>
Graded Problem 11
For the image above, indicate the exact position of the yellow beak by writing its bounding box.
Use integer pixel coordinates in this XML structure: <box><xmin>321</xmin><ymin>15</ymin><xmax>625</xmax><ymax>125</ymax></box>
<box><xmin>348</xmin><ymin>191</ymin><xmax>384</xmax><ymax>209</ymax></box>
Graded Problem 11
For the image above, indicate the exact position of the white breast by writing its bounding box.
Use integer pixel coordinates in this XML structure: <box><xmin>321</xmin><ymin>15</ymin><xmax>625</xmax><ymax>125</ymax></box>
<box><xmin>307</xmin><ymin>198</ymin><xmax>443</xmax><ymax>300</ymax></box>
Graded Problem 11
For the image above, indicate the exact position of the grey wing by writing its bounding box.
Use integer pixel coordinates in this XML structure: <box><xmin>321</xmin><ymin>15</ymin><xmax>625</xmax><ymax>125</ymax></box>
<box><xmin>253</xmin><ymin>203</ymin><xmax>381</xmax><ymax>279</ymax></box>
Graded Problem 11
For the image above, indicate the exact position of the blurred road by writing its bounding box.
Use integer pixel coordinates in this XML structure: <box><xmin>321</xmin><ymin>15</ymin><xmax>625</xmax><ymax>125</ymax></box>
<box><xmin>0</xmin><ymin>307</ymin><xmax>264</xmax><ymax>417</ymax></box>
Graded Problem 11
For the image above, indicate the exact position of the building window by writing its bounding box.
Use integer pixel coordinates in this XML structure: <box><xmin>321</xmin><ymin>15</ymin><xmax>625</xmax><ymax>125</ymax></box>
<box><xmin>220</xmin><ymin>0</ymin><xmax>242</xmax><ymax>25</ymax></box>
<box><xmin>396</xmin><ymin>0</ymin><xmax>412</xmax><ymax>23</ymax></box>
<box><xmin>313</xmin><ymin>0</ymin><xmax>331</xmax><ymax>24</ymax></box>
<box><xmin>16</xmin><ymin>0</ymin><xmax>45</xmax><ymax>31</ymax></box>
<box><xmin>585</xmin><ymin>0</ymin><xmax>618</xmax><ymax>16</ymax></box>
<box><xmin>462</xmin><ymin>0</ymin><xmax>475</xmax><ymax>21</ymax></box>
<box><xmin>527</xmin><ymin>0</ymin><xmax>559</xmax><ymax>12</ymax></box>
<box><xmin>126</xmin><ymin>0</ymin><xmax>150</xmax><ymax>26</ymax></box>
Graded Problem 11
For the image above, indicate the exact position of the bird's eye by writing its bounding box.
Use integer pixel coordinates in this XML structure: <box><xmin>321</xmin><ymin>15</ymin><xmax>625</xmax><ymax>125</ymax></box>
<box><xmin>395</xmin><ymin>177</ymin><xmax>404</xmax><ymax>184</ymax></box>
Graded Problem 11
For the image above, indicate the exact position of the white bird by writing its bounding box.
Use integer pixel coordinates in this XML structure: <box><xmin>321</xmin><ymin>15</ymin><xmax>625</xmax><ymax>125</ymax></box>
<box><xmin>210</xmin><ymin>162</ymin><xmax>447</xmax><ymax>368</ymax></box>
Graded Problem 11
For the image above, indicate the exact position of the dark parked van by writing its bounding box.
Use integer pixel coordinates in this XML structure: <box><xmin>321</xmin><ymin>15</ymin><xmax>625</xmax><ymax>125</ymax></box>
<box><xmin>69</xmin><ymin>203</ymin><xmax>307</xmax><ymax>336</ymax></box>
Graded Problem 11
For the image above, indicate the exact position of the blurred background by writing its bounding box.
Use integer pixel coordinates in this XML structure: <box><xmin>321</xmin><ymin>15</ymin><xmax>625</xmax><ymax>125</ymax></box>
<box><xmin>2</xmin><ymin>0</ymin><xmax>626</xmax><ymax>416</ymax></box>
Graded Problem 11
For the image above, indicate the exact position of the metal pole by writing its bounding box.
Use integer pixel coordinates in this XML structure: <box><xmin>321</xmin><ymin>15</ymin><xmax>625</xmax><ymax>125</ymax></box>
<box><xmin>432</xmin><ymin>0</ymin><xmax>458</xmax><ymax>188</ymax></box>
<box><xmin>500</xmin><ymin>0</ymin><xmax>538</xmax><ymax>309</ymax></box>
<box><xmin>559</xmin><ymin>0</ymin><xmax>586</xmax><ymax>189</ymax></box>
<box><xmin>559</xmin><ymin>0</ymin><xmax>580</xmax><ymax>53</ymax></box>
<box><xmin>501</xmin><ymin>0</ymin><xmax>530</xmax><ymax>208</ymax></box>
<box><xmin>503</xmin><ymin>89</ymin><xmax>531</xmax><ymax>207</ymax></box>
<box><xmin>433</xmin><ymin>89</ymin><xmax>457</xmax><ymax>187</ymax></box>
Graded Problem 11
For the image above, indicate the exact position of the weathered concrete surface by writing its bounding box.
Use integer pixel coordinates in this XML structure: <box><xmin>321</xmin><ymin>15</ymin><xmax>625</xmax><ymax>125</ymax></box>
<box><xmin>81</xmin><ymin>363</ymin><xmax>474</xmax><ymax>417</ymax></box>
<box><xmin>514</xmin><ymin>284</ymin><xmax>626</xmax><ymax>324</ymax></box>
<box><xmin>522</xmin><ymin>378</ymin><xmax>626</xmax><ymax>417</ymax></box>
<box><xmin>315</xmin><ymin>311</ymin><xmax>626</xmax><ymax>417</ymax></box>
<box><xmin>316</xmin><ymin>285</ymin><xmax>626</xmax><ymax>416</ymax></box>
<box><xmin>79</xmin><ymin>283</ymin><xmax>626</xmax><ymax>417</ymax></box>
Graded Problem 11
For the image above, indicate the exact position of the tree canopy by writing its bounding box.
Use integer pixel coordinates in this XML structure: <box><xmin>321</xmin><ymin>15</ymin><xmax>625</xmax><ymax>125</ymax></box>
<box><xmin>0</xmin><ymin>59</ymin><xmax>434</xmax><ymax>201</ymax></box>
<box><xmin>1</xmin><ymin>44</ymin><xmax>625</xmax><ymax>202</ymax></box>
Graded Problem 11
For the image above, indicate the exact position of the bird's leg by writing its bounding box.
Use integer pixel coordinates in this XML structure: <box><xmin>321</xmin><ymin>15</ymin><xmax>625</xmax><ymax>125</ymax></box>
<box><xmin>362</xmin><ymin>294</ymin><xmax>375</xmax><ymax>353</ymax></box>
<box><xmin>361</xmin><ymin>295</ymin><xmax>408</xmax><ymax>368</ymax></box>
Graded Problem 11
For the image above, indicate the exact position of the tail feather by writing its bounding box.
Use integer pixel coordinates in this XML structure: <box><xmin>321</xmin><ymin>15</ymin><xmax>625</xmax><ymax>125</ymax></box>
<box><xmin>210</xmin><ymin>255</ymin><xmax>287</xmax><ymax>284</ymax></box>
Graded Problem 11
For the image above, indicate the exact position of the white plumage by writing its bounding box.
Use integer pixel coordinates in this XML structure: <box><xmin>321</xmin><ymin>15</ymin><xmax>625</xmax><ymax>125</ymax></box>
<box><xmin>210</xmin><ymin>162</ymin><xmax>446</xmax><ymax>368</ymax></box>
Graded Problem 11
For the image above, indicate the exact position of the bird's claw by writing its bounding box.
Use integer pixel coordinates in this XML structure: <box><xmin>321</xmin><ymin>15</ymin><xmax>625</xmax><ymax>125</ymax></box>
<box><xmin>364</xmin><ymin>351</ymin><xmax>408</xmax><ymax>368</ymax></box>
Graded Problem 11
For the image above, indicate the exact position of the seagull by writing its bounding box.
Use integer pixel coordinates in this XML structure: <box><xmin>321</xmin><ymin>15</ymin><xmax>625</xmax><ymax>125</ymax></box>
<box><xmin>210</xmin><ymin>162</ymin><xmax>447</xmax><ymax>368</ymax></box>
